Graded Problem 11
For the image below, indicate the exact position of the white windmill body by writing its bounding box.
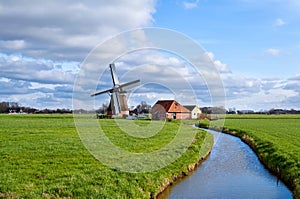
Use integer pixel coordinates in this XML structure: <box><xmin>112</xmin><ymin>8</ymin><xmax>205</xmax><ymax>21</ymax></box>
<box><xmin>91</xmin><ymin>63</ymin><xmax>140</xmax><ymax>116</ymax></box>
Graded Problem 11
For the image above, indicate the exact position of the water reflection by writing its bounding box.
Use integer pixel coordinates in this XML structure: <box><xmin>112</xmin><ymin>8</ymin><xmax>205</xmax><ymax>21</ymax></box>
<box><xmin>162</xmin><ymin>129</ymin><xmax>292</xmax><ymax>199</ymax></box>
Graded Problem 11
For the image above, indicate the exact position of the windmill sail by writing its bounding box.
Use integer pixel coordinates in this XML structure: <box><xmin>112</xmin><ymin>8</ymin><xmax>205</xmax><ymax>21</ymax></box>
<box><xmin>119</xmin><ymin>80</ymin><xmax>140</xmax><ymax>91</ymax></box>
<box><xmin>91</xmin><ymin>88</ymin><xmax>114</xmax><ymax>97</ymax></box>
<box><xmin>110</xmin><ymin>63</ymin><xmax>119</xmax><ymax>86</ymax></box>
<box><xmin>111</xmin><ymin>92</ymin><xmax>121</xmax><ymax>115</ymax></box>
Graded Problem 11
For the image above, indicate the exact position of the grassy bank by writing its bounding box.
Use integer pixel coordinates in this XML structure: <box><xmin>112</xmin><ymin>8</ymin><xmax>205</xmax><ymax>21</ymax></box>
<box><xmin>200</xmin><ymin>114</ymin><xmax>300</xmax><ymax>198</ymax></box>
<box><xmin>0</xmin><ymin>114</ymin><xmax>213</xmax><ymax>198</ymax></box>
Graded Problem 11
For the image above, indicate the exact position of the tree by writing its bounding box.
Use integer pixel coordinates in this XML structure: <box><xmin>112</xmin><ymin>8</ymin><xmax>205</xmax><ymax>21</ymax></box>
<box><xmin>0</xmin><ymin>102</ymin><xmax>9</xmax><ymax>113</ymax></box>
<box><xmin>96</xmin><ymin>103</ymin><xmax>109</xmax><ymax>114</ymax></box>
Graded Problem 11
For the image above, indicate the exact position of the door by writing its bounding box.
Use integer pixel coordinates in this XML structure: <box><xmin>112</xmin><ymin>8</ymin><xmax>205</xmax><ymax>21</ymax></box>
<box><xmin>173</xmin><ymin>113</ymin><xmax>176</xmax><ymax>119</ymax></box>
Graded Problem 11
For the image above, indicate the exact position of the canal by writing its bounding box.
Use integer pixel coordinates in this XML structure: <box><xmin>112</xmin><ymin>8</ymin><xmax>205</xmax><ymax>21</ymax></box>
<box><xmin>160</xmin><ymin>129</ymin><xmax>293</xmax><ymax>199</ymax></box>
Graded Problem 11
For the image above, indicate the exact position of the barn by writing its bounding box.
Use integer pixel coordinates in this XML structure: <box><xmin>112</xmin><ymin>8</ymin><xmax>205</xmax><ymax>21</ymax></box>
<box><xmin>151</xmin><ymin>100</ymin><xmax>191</xmax><ymax>120</ymax></box>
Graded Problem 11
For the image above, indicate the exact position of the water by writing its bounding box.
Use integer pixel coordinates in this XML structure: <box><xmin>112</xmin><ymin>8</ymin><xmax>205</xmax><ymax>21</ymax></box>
<box><xmin>161</xmin><ymin>129</ymin><xmax>293</xmax><ymax>199</ymax></box>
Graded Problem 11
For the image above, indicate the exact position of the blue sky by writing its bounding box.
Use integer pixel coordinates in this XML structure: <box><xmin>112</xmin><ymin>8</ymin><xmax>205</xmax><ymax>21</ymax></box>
<box><xmin>0</xmin><ymin>0</ymin><xmax>300</xmax><ymax>111</ymax></box>
<box><xmin>154</xmin><ymin>0</ymin><xmax>300</xmax><ymax>78</ymax></box>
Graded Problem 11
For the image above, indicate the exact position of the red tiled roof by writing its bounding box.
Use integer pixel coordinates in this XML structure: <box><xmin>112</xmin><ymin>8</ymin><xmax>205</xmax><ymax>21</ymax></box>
<box><xmin>154</xmin><ymin>100</ymin><xmax>173</xmax><ymax>111</ymax></box>
<box><xmin>153</xmin><ymin>100</ymin><xmax>191</xmax><ymax>113</ymax></box>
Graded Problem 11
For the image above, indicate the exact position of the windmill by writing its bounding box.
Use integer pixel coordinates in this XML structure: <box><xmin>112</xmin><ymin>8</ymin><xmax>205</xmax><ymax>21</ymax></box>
<box><xmin>91</xmin><ymin>63</ymin><xmax>140</xmax><ymax>116</ymax></box>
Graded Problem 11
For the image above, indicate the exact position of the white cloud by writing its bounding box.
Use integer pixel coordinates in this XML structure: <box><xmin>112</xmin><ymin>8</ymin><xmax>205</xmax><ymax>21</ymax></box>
<box><xmin>183</xmin><ymin>1</ymin><xmax>199</xmax><ymax>9</ymax></box>
<box><xmin>289</xmin><ymin>74</ymin><xmax>300</xmax><ymax>81</ymax></box>
<box><xmin>226</xmin><ymin>88</ymin><xmax>297</xmax><ymax>110</ymax></box>
<box><xmin>0</xmin><ymin>1</ymin><xmax>156</xmax><ymax>61</ymax></box>
<box><xmin>264</xmin><ymin>48</ymin><xmax>281</xmax><ymax>56</ymax></box>
<box><xmin>221</xmin><ymin>73</ymin><xmax>300</xmax><ymax>110</ymax></box>
<box><xmin>0</xmin><ymin>54</ymin><xmax>77</xmax><ymax>84</ymax></box>
<box><xmin>275</xmin><ymin>18</ymin><xmax>286</xmax><ymax>26</ymax></box>
<box><xmin>0</xmin><ymin>1</ymin><xmax>157</xmax><ymax>109</ymax></box>
<box><xmin>204</xmin><ymin>52</ymin><xmax>231</xmax><ymax>73</ymax></box>
<box><xmin>0</xmin><ymin>40</ymin><xmax>26</xmax><ymax>50</ymax></box>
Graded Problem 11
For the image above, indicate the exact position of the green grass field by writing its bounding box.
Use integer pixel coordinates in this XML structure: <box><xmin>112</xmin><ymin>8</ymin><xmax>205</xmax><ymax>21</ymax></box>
<box><xmin>201</xmin><ymin>114</ymin><xmax>300</xmax><ymax>198</ymax></box>
<box><xmin>0</xmin><ymin>114</ymin><xmax>213</xmax><ymax>198</ymax></box>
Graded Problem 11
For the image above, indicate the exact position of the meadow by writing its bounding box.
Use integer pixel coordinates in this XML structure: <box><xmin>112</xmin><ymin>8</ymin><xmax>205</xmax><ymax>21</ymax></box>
<box><xmin>0</xmin><ymin>114</ymin><xmax>213</xmax><ymax>198</ymax></box>
<box><xmin>200</xmin><ymin>114</ymin><xmax>300</xmax><ymax>198</ymax></box>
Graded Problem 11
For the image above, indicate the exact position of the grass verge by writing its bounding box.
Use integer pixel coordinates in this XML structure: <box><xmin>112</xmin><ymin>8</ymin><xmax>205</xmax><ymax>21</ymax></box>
<box><xmin>0</xmin><ymin>114</ymin><xmax>213</xmax><ymax>198</ymax></box>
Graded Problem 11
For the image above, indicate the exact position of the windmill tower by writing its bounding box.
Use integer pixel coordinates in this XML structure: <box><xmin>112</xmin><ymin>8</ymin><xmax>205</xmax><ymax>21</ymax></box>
<box><xmin>91</xmin><ymin>63</ymin><xmax>140</xmax><ymax>116</ymax></box>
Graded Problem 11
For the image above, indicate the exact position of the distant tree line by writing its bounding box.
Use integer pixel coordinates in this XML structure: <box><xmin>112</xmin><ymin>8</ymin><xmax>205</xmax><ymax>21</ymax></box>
<box><xmin>200</xmin><ymin>107</ymin><xmax>227</xmax><ymax>114</ymax></box>
<box><xmin>130</xmin><ymin>101</ymin><xmax>151</xmax><ymax>115</ymax></box>
<box><xmin>0</xmin><ymin>101</ymin><xmax>72</xmax><ymax>114</ymax></box>
<box><xmin>201</xmin><ymin>106</ymin><xmax>300</xmax><ymax>115</ymax></box>
<box><xmin>35</xmin><ymin>108</ymin><xmax>72</xmax><ymax>114</ymax></box>
<box><xmin>95</xmin><ymin>103</ymin><xmax>109</xmax><ymax>114</ymax></box>
<box><xmin>258</xmin><ymin>108</ymin><xmax>300</xmax><ymax>115</ymax></box>
<box><xmin>228</xmin><ymin>108</ymin><xmax>300</xmax><ymax>115</ymax></box>
<box><xmin>0</xmin><ymin>101</ymin><xmax>36</xmax><ymax>114</ymax></box>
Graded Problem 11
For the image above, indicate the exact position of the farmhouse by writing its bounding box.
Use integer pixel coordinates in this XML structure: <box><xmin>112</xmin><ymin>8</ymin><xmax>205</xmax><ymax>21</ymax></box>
<box><xmin>184</xmin><ymin>105</ymin><xmax>202</xmax><ymax>119</ymax></box>
<box><xmin>152</xmin><ymin>100</ymin><xmax>191</xmax><ymax>120</ymax></box>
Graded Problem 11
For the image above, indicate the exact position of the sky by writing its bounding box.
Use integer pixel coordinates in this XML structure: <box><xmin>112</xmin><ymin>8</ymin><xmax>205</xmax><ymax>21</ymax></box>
<box><xmin>1</xmin><ymin>0</ymin><xmax>300</xmax><ymax>111</ymax></box>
